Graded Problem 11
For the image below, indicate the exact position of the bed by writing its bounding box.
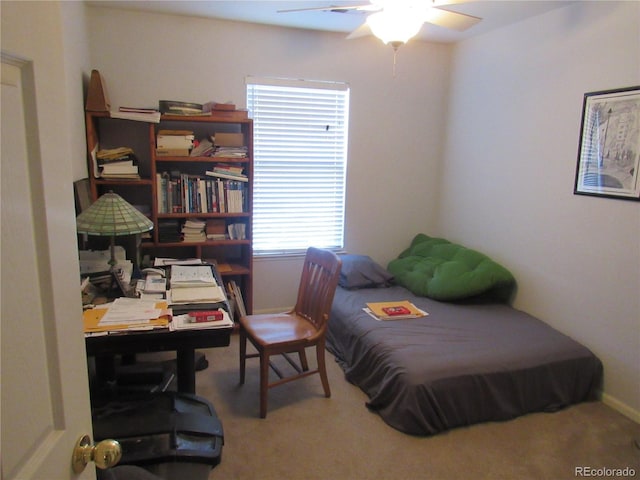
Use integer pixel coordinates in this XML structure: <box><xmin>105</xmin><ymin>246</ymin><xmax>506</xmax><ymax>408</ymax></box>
<box><xmin>326</xmin><ymin>234</ymin><xmax>603</xmax><ymax>436</ymax></box>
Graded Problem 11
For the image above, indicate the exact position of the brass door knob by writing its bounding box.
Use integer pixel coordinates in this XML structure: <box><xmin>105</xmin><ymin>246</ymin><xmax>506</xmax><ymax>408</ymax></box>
<box><xmin>72</xmin><ymin>434</ymin><xmax>122</xmax><ymax>473</ymax></box>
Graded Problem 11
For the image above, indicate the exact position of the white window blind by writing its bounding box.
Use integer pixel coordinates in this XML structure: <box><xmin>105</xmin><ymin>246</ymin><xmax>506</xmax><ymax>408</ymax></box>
<box><xmin>246</xmin><ymin>76</ymin><xmax>349</xmax><ymax>254</ymax></box>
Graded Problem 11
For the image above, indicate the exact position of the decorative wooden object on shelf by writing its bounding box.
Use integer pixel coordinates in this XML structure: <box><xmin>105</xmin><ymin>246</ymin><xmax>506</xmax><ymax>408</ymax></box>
<box><xmin>85</xmin><ymin>69</ymin><xmax>110</xmax><ymax>112</ymax></box>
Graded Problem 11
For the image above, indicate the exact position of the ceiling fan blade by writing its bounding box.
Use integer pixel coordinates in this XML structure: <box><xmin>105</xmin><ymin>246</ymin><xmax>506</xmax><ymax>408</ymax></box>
<box><xmin>431</xmin><ymin>0</ymin><xmax>479</xmax><ymax>6</ymax></box>
<box><xmin>426</xmin><ymin>7</ymin><xmax>481</xmax><ymax>31</ymax></box>
<box><xmin>346</xmin><ymin>21</ymin><xmax>372</xmax><ymax>39</ymax></box>
<box><xmin>278</xmin><ymin>4</ymin><xmax>376</xmax><ymax>14</ymax></box>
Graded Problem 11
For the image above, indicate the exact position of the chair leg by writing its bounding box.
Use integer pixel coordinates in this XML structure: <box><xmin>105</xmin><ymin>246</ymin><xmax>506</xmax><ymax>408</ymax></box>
<box><xmin>259</xmin><ymin>351</ymin><xmax>269</xmax><ymax>418</ymax></box>
<box><xmin>239</xmin><ymin>328</ymin><xmax>247</xmax><ymax>385</ymax></box>
<box><xmin>316</xmin><ymin>344</ymin><xmax>331</xmax><ymax>398</ymax></box>
<box><xmin>298</xmin><ymin>348</ymin><xmax>309</xmax><ymax>371</ymax></box>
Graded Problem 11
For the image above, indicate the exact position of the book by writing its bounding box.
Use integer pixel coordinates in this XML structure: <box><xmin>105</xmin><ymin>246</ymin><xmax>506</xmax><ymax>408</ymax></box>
<box><xmin>203</xmin><ymin>101</ymin><xmax>236</xmax><ymax>112</ymax></box>
<box><xmin>190</xmin><ymin>138</ymin><xmax>215</xmax><ymax>157</ymax></box>
<box><xmin>119</xmin><ymin>106</ymin><xmax>158</xmax><ymax>113</ymax></box>
<box><xmin>156</xmin><ymin>148</ymin><xmax>191</xmax><ymax>156</ymax></box>
<box><xmin>205</xmin><ymin>170</ymin><xmax>248</xmax><ymax>182</ymax></box>
<box><xmin>159</xmin><ymin>100</ymin><xmax>204</xmax><ymax>115</ymax></box>
<box><xmin>96</xmin><ymin>147</ymin><xmax>135</xmax><ymax>161</ymax></box>
<box><xmin>101</xmin><ymin>163</ymin><xmax>139</xmax><ymax>175</ymax></box>
<box><xmin>110</xmin><ymin>109</ymin><xmax>161</xmax><ymax>123</ymax></box>
<box><xmin>169</xmin><ymin>309</ymin><xmax>233</xmax><ymax>331</ymax></box>
<box><xmin>365</xmin><ymin>301</ymin><xmax>428</xmax><ymax>320</ymax></box>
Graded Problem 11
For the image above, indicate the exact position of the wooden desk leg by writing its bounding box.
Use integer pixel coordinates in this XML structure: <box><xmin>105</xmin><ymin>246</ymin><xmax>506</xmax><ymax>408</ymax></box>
<box><xmin>176</xmin><ymin>347</ymin><xmax>196</xmax><ymax>394</ymax></box>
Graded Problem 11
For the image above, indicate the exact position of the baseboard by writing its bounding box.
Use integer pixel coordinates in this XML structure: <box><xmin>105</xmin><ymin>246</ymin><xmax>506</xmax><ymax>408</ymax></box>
<box><xmin>602</xmin><ymin>392</ymin><xmax>640</xmax><ymax>424</ymax></box>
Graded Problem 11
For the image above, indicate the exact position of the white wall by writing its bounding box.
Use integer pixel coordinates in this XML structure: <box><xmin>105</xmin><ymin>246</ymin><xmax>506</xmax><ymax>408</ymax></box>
<box><xmin>85</xmin><ymin>6</ymin><xmax>452</xmax><ymax>309</ymax></box>
<box><xmin>440</xmin><ymin>1</ymin><xmax>640</xmax><ymax>419</ymax></box>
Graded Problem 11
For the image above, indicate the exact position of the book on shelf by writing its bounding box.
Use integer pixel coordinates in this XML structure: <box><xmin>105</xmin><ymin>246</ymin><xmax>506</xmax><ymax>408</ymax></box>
<box><xmin>119</xmin><ymin>106</ymin><xmax>158</xmax><ymax>113</ymax></box>
<box><xmin>157</xmin><ymin>219</ymin><xmax>181</xmax><ymax>243</ymax></box>
<box><xmin>156</xmin><ymin>148</ymin><xmax>192</xmax><ymax>157</ymax></box>
<box><xmin>205</xmin><ymin>170</ymin><xmax>248</xmax><ymax>182</ymax></box>
<box><xmin>226</xmin><ymin>280</ymin><xmax>247</xmax><ymax>319</ymax></box>
<box><xmin>364</xmin><ymin>300</ymin><xmax>428</xmax><ymax>321</ymax></box>
<box><xmin>213</xmin><ymin>146</ymin><xmax>248</xmax><ymax>158</ymax></box>
<box><xmin>157</xmin><ymin>133</ymin><xmax>195</xmax><ymax>149</ymax></box>
<box><xmin>101</xmin><ymin>163</ymin><xmax>139</xmax><ymax>175</ymax></box>
<box><xmin>181</xmin><ymin>218</ymin><xmax>206</xmax><ymax>243</ymax></box>
<box><xmin>190</xmin><ymin>138</ymin><xmax>215</xmax><ymax>157</ymax></box>
<box><xmin>206</xmin><ymin>219</ymin><xmax>227</xmax><ymax>240</ymax></box>
<box><xmin>203</xmin><ymin>101</ymin><xmax>236</xmax><ymax>112</ymax></box>
<box><xmin>156</xmin><ymin>172</ymin><xmax>246</xmax><ymax>214</ymax></box>
<box><xmin>100</xmin><ymin>173</ymin><xmax>141</xmax><ymax>180</ymax></box>
<box><xmin>110</xmin><ymin>109</ymin><xmax>161</xmax><ymax>123</ymax></box>
<box><xmin>227</xmin><ymin>222</ymin><xmax>246</xmax><ymax>240</ymax></box>
<box><xmin>159</xmin><ymin>100</ymin><xmax>206</xmax><ymax>115</ymax></box>
<box><xmin>96</xmin><ymin>146</ymin><xmax>135</xmax><ymax>162</ymax></box>
<box><xmin>214</xmin><ymin>163</ymin><xmax>244</xmax><ymax>174</ymax></box>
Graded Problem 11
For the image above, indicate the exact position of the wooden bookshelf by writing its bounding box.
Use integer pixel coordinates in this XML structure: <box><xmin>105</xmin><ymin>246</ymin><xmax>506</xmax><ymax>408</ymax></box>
<box><xmin>84</xmin><ymin>111</ymin><xmax>254</xmax><ymax>314</ymax></box>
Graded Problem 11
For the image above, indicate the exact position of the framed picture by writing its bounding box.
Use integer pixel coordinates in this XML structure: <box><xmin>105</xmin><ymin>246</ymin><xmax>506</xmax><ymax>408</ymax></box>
<box><xmin>73</xmin><ymin>178</ymin><xmax>93</xmax><ymax>213</ymax></box>
<box><xmin>574</xmin><ymin>86</ymin><xmax>640</xmax><ymax>201</ymax></box>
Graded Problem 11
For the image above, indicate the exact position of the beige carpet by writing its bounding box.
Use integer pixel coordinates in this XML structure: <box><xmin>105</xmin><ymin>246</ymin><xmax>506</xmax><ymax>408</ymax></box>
<box><xmin>151</xmin><ymin>335</ymin><xmax>639</xmax><ymax>480</ymax></box>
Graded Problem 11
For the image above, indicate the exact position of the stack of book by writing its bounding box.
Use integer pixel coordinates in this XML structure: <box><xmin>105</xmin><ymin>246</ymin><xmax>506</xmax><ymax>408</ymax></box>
<box><xmin>157</xmin><ymin>219</ymin><xmax>181</xmax><ymax>243</ymax></box>
<box><xmin>181</xmin><ymin>218</ymin><xmax>206</xmax><ymax>243</ymax></box>
<box><xmin>206</xmin><ymin>219</ymin><xmax>227</xmax><ymax>241</ymax></box>
<box><xmin>96</xmin><ymin>147</ymin><xmax>140</xmax><ymax>179</ymax></box>
<box><xmin>213</xmin><ymin>145</ymin><xmax>248</xmax><ymax>158</ymax></box>
<box><xmin>205</xmin><ymin>164</ymin><xmax>248</xmax><ymax>182</ymax></box>
<box><xmin>364</xmin><ymin>301</ymin><xmax>428</xmax><ymax>321</ymax></box>
<box><xmin>156</xmin><ymin>129</ymin><xmax>195</xmax><ymax>156</ymax></box>
<box><xmin>227</xmin><ymin>222</ymin><xmax>246</xmax><ymax>240</ymax></box>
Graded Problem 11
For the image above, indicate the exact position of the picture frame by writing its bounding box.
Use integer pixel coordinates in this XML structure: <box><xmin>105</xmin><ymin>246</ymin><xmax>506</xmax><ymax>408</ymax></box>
<box><xmin>73</xmin><ymin>178</ymin><xmax>93</xmax><ymax>213</ymax></box>
<box><xmin>574</xmin><ymin>86</ymin><xmax>640</xmax><ymax>201</ymax></box>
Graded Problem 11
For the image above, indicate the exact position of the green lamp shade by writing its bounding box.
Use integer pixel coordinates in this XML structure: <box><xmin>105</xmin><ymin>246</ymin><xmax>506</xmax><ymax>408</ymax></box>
<box><xmin>76</xmin><ymin>192</ymin><xmax>153</xmax><ymax>236</ymax></box>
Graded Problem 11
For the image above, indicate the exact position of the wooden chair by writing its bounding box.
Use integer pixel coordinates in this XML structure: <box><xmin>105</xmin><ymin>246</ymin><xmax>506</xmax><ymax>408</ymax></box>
<box><xmin>239</xmin><ymin>247</ymin><xmax>342</xmax><ymax>418</ymax></box>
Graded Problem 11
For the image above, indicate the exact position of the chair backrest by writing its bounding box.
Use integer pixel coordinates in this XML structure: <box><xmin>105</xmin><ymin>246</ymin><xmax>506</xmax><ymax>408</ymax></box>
<box><xmin>293</xmin><ymin>247</ymin><xmax>342</xmax><ymax>335</ymax></box>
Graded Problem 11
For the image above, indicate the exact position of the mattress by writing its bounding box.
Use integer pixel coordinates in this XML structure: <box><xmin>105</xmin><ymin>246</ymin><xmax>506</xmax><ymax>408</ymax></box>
<box><xmin>327</xmin><ymin>285</ymin><xmax>602</xmax><ymax>435</ymax></box>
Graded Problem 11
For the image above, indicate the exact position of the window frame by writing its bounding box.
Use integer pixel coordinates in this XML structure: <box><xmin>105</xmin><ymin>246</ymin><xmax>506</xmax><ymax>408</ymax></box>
<box><xmin>246</xmin><ymin>76</ymin><xmax>350</xmax><ymax>257</ymax></box>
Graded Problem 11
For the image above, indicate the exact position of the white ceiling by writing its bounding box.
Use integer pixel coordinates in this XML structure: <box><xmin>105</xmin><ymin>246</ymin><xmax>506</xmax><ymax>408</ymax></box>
<box><xmin>87</xmin><ymin>1</ymin><xmax>572</xmax><ymax>43</ymax></box>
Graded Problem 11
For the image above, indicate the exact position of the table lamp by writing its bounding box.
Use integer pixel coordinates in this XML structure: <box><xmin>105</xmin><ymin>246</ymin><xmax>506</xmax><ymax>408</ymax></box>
<box><xmin>76</xmin><ymin>191</ymin><xmax>153</xmax><ymax>271</ymax></box>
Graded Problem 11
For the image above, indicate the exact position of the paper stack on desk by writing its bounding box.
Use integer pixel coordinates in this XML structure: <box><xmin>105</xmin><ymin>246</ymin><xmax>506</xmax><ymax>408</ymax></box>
<box><xmin>83</xmin><ymin>298</ymin><xmax>171</xmax><ymax>334</ymax></box>
<box><xmin>168</xmin><ymin>265</ymin><xmax>226</xmax><ymax>304</ymax></box>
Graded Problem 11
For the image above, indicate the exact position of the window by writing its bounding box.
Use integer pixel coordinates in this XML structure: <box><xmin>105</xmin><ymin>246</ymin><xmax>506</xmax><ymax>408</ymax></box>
<box><xmin>246</xmin><ymin>76</ymin><xmax>349</xmax><ymax>255</ymax></box>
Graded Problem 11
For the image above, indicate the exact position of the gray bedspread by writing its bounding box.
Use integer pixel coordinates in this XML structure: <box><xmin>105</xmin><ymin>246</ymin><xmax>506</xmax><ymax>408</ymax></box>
<box><xmin>327</xmin><ymin>286</ymin><xmax>603</xmax><ymax>435</ymax></box>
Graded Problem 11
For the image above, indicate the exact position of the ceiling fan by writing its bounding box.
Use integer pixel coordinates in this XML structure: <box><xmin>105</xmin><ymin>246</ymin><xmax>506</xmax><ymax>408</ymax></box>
<box><xmin>278</xmin><ymin>0</ymin><xmax>482</xmax><ymax>48</ymax></box>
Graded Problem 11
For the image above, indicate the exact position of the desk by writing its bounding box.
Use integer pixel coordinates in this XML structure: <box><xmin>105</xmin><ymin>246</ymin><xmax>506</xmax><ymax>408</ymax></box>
<box><xmin>85</xmin><ymin>327</ymin><xmax>232</xmax><ymax>393</ymax></box>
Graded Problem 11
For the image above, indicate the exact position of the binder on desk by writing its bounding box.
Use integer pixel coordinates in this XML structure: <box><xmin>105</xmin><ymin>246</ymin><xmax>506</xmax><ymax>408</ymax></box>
<box><xmin>83</xmin><ymin>300</ymin><xmax>171</xmax><ymax>333</ymax></box>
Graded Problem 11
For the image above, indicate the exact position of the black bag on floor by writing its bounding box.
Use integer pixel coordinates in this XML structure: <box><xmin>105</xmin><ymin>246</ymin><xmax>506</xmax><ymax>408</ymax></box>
<box><xmin>93</xmin><ymin>392</ymin><xmax>223</xmax><ymax>480</ymax></box>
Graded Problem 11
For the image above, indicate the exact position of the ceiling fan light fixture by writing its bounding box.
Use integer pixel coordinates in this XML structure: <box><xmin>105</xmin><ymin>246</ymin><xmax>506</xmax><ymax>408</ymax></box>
<box><xmin>366</xmin><ymin>9</ymin><xmax>424</xmax><ymax>46</ymax></box>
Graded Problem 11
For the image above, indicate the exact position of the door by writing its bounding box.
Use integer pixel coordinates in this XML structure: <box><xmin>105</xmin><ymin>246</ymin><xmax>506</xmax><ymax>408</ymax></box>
<box><xmin>1</xmin><ymin>55</ymin><xmax>96</xmax><ymax>479</ymax></box>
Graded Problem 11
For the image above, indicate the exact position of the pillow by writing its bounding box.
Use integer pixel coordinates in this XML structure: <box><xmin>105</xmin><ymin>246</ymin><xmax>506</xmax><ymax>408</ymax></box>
<box><xmin>338</xmin><ymin>255</ymin><xmax>394</xmax><ymax>289</ymax></box>
<box><xmin>387</xmin><ymin>234</ymin><xmax>516</xmax><ymax>302</ymax></box>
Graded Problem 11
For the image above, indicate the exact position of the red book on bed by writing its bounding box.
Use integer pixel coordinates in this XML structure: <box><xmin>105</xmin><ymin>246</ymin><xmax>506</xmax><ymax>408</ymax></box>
<box><xmin>366</xmin><ymin>301</ymin><xmax>427</xmax><ymax>320</ymax></box>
